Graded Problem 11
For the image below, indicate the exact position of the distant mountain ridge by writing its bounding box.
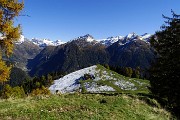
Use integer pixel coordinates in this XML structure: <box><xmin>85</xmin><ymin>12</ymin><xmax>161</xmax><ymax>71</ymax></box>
<box><xmin>17</xmin><ymin>33</ymin><xmax>152</xmax><ymax>47</ymax></box>
<box><xmin>31</xmin><ymin>38</ymin><xmax>65</xmax><ymax>47</ymax></box>
<box><xmin>16</xmin><ymin>35</ymin><xmax>65</xmax><ymax>47</ymax></box>
<box><xmin>70</xmin><ymin>33</ymin><xmax>152</xmax><ymax>46</ymax></box>
<box><xmin>9</xmin><ymin>33</ymin><xmax>155</xmax><ymax>76</ymax></box>
<box><xmin>26</xmin><ymin>33</ymin><xmax>155</xmax><ymax>76</ymax></box>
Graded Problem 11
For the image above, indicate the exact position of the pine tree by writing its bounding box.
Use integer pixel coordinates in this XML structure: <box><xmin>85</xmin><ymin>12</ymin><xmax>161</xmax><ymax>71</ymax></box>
<box><xmin>46</xmin><ymin>74</ymin><xmax>53</xmax><ymax>85</ymax></box>
<box><xmin>124</xmin><ymin>67</ymin><xmax>133</xmax><ymax>77</ymax></box>
<box><xmin>150</xmin><ymin>10</ymin><xmax>180</xmax><ymax>115</ymax></box>
<box><xmin>133</xmin><ymin>67</ymin><xmax>140</xmax><ymax>79</ymax></box>
<box><xmin>0</xmin><ymin>0</ymin><xmax>24</xmax><ymax>83</ymax></box>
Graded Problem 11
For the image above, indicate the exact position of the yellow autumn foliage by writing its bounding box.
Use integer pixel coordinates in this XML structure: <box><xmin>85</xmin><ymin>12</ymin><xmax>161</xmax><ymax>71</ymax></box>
<box><xmin>0</xmin><ymin>0</ymin><xmax>24</xmax><ymax>83</ymax></box>
<box><xmin>0</xmin><ymin>58</ymin><xmax>11</xmax><ymax>82</ymax></box>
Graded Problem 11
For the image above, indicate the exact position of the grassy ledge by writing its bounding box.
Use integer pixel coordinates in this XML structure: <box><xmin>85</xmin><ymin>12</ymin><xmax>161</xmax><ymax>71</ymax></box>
<box><xmin>0</xmin><ymin>94</ymin><xmax>171</xmax><ymax>120</ymax></box>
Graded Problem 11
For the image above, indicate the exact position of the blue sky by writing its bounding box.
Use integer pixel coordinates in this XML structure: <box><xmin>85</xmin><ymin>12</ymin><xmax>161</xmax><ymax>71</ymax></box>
<box><xmin>16</xmin><ymin>0</ymin><xmax>180</xmax><ymax>41</ymax></box>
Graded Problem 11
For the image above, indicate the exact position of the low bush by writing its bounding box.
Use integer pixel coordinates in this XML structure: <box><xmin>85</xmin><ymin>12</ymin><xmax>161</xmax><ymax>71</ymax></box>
<box><xmin>1</xmin><ymin>84</ymin><xmax>26</xmax><ymax>99</ymax></box>
<box><xmin>31</xmin><ymin>86</ymin><xmax>50</xmax><ymax>96</ymax></box>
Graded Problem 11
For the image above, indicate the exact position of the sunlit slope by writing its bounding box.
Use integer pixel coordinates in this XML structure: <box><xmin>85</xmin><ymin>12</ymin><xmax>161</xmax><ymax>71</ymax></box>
<box><xmin>49</xmin><ymin>65</ymin><xmax>149</xmax><ymax>94</ymax></box>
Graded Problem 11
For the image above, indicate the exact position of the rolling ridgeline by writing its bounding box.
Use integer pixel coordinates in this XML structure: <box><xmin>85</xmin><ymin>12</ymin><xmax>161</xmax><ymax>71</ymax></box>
<box><xmin>9</xmin><ymin>33</ymin><xmax>155</xmax><ymax>77</ymax></box>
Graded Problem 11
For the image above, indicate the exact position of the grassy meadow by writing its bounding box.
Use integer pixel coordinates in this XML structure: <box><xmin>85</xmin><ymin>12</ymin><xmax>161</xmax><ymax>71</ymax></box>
<box><xmin>0</xmin><ymin>93</ymin><xmax>171</xmax><ymax>120</ymax></box>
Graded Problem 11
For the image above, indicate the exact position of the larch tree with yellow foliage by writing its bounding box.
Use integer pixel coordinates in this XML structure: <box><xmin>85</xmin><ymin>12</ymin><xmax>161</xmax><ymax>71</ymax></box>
<box><xmin>0</xmin><ymin>0</ymin><xmax>23</xmax><ymax>83</ymax></box>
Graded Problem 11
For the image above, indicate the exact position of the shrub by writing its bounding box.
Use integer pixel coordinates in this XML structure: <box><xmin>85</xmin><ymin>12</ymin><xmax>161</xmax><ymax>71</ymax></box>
<box><xmin>1</xmin><ymin>84</ymin><xmax>26</xmax><ymax>99</ymax></box>
<box><xmin>11</xmin><ymin>86</ymin><xmax>26</xmax><ymax>98</ymax></box>
<box><xmin>31</xmin><ymin>86</ymin><xmax>50</xmax><ymax>96</ymax></box>
<box><xmin>81</xmin><ymin>85</ymin><xmax>87</xmax><ymax>94</ymax></box>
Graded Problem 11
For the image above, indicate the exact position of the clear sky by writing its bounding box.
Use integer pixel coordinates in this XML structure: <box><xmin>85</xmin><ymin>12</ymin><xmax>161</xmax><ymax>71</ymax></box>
<box><xmin>16</xmin><ymin>0</ymin><xmax>180</xmax><ymax>41</ymax></box>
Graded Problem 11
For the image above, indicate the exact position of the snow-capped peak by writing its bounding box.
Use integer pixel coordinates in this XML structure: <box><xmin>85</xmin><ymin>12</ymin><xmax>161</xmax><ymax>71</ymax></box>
<box><xmin>16</xmin><ymin>33</ymin><xmax>151</xmax><ymax>47</ymax></box>
<box><xmin>126</xmin><ymin>32</ymin><xmax>138</xmax><ymax>39</ymax></box>
<box><xmin>15</xmin><ymin>35</ymin><xmax>66</xmax><ymax>47</ymax></box>
<box><xmin>97</xmin><ymin>33</ymin><xmax>152</xmax><ymax>46</ymax></box>
<box><xmin>120</xmin><ymin>32</ymin><xmax>152</xmax><ymax>45</ymax></box>
<box><xmin>30</xmin><ymin>38</ymin><xmax>65</xmax><ymax>47</ymax></box>
<box><xmin>97</xmin><ymin>36</ymin><xmax>124</xmax><ymax>46</ymax></box>
<box><xmin>73</xmin><ymin>34</ymin><xmax>95</xmax><ymax>42</ymax></box>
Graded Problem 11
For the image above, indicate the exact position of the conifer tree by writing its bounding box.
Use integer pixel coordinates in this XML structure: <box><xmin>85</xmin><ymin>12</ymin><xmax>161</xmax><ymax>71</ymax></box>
<box><xmin>0</xmin><ymin>0</ymin><xmax>23</xmax><ymax>83</ymax></box>
<box><xmin>150</xmin><ymin>10</ymin><xmax>180</xmax><ymax>114</ymax></box>
<box><xmin>124</xmin><ymin>67</ymin><xmax>133</xmax><ymax>77</ymax></box>
<box><xmin>132</xmin><ymin>67</ymin><xmax>140</xmax><ymax>79</ymax></box>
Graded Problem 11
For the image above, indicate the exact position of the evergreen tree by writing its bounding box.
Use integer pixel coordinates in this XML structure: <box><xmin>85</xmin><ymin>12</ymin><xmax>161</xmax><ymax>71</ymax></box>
<box><xmin>150</xmin><ymin>10</ymin><xmax>180</xmax><ymax>115</ymax></box>
<box><xmin>40</xmin><ymin>75</ymin><xmax>46</xmax><ymax>86</ymax></box>
<box><xmin>132</xmin><ymin>67</ymin><xmax>140</xmax><ymax>79</ymax></box>
<box><xmin>0</xmin><ymin>0</ymin><xmax>23</xmax><ymax>83</ymax></box>
<box><xmin>46</xmin><ymin>74</ymin><xmax>53</xmax><ymax>85</ymax></box>
<box><xmin>9</xmin><ymin>67</ymin><xmax>30</xmax><ymax>87</ymax></box>
<box><xmin>124</xmin><ymin>67</ymin><xmax>133</xmax><ymax>77</ymax></box>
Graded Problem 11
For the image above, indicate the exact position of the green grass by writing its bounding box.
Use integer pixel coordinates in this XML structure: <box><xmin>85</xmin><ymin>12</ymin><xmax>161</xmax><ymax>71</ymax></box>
<box><xmin>0</xmin><ymin>94</ymin><xmax>171</xmax><ymax>120</ymax></box>
<box><xmin>0</xmin><ymin>65</ymin><xmax>171</xmax><ymax>119</ymax></box>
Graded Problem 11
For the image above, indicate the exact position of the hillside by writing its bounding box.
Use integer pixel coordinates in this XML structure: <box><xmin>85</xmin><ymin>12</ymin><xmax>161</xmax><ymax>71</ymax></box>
<box><xmin>5</xmin><ymin>33</ymin><xmax>155</xmax><ymax>77</ymax></box>
<box><xmin>27</xmin><ymin>34</ymin><xmax>155</xmax><ymax>76</ymax></box>
<box><xmin>0</xmin><ymin>66</ymin><xmax>172</xmax><ymax>119</ymax></box>
<box><xmin>107</xmin><ymin>39</ymin><xmax>155</xmax><ymax>69</ymax></box>
<box><xmin>9</xmin><ymin>40</ymin><xmax>42</xmax><ymax>71</ymax></box>
<box><xmin>28</xmin><ymin>40</ymin><xmax>109</xmax><ymax>76</ymax></box>
<box><xmin>49</xmin><ymin>65</ymin><xmax>149</xmax><ymax>94</ymax></box>
<box><xmin>0</xmin><ymin>94</ymin><xmax>171</xmax><ymax>120</ymax></box>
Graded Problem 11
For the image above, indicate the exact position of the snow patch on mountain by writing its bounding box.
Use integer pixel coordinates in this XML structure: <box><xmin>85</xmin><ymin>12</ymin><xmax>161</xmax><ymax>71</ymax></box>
<box><xmin>49</xmin><ymin>65</ymin><xmax>98</xmax><ymax>94</ymax></box>
<box><xmin>87</xmin><ymin>85</ymin><xmax>115</xmax><ymax>92</ymax></box>
<box><xmin>48</xmin><ymin>65</ymin><xmax>148</xmax><ymax>94</ymax></box>
<box><xmin>114</xmin><ymin>81</ymin><xmax>136</xmax><ymax>90</ymax></box>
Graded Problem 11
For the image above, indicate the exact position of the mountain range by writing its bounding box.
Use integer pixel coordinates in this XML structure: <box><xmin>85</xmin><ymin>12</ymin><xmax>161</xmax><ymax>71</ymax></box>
<box><xmin>16</xmin><ymin>35</ymin><xmax>65</xmax><ymax>47</ymax></box>
<box><xmin>10</xmin><ymin>33</ymin><xmax>155</xmax><ymax>77</ymax></box>
<box><xmin>17</xmin><ymin>33</ymin><xmax>151</xmax><ymax>47</ymax></box>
